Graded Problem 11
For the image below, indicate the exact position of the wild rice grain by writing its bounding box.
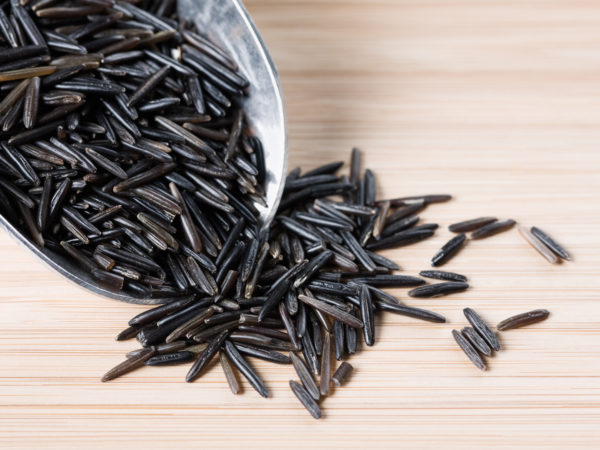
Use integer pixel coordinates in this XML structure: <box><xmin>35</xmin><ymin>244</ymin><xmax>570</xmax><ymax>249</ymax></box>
<box><xmin>0</xmin><ymin>78</ymin><xmax>30</xmax><ymax>116</ymax></box>
<box><xmin>531</xmin><ymin>226</ymin><xmax>571</xmax><ymax>261</ymax></box>
<box><xmin>461</xmin><ymin>327</ymin><xmax>492</xmax><ymax>356</ymax></box>
<box><xmin>372</xmin><ymin>200</ymin><xmax>390</xmax><ymax>239</ymax></box>
<box><xmin>224</xmin><ymin>340</ymin><xmax>269</xmax><ymax>398</ymax></box>
<box><xmin>376</xmin><ymin>301</ymin><xmax>446</xmax><ymax>323</ymax></box>
<box><xmin>0</xmin><ymin>65</ymin><xmax>55</xmax><ymax>82</ymax></box>
<box><xmin>463</xmin><ymin>308</ymin><xmax>500</xmax><ymax>351</ymax></box>
<box><xmin>102</xmin><ymin>347</ymin><xmax>156</xmax><ymax>382</ymax></box>
<box><xmin>360</xmin><ymin>285</ymin><xmax>375</xmax><ymax>346</ymax></box>
<box><xmin>382</xmin><ymin>194</ymin><xmax>452</xmax><ymax>207</ymax></box>
<box><xmin>333</xmin><ymin>319</ymin><xmax>345</xmax><ymax>361</ymax></box>
<box><xmin>518</xmin><ymin>226</ymin><xmax>559</xmax><ymax>264</ymax></box>
<box><xmin>280</xmin><ymin>302</ymin><xmax>302</xmax><ymax>350</ymax></box>
<box><xmin>332</xmin><ymin>362</ymin><xmax>353</xmax><ymax>387</ymax></box>
<box><xmin>452</xmin><ymin>329</ymin><xmax>487</xmax><ymax>371</ymax></box>
<box><xmin>219</xmin><ymin>350</ymin><xmax>240</xmax><ymax>395</ymax></box>
<box><xmin>385</xmin><ymin>200</ymin><xmax>425</xmax><ymax>224</ymax></box>
<box><xmin>365</xmin><ymin>228</ymin><xmax>435</xmax><ymax>251</ymax></box>
<box><xmin>319</xmin><ymin>332</ymin><xmax>332</xmax><ymax>396</ymax></box>
<box><xmin>301</xmin><ymin>332</ymin><xmax>320</xmax><ymax>376</ymax></box>
<box><xmin>289</xmin><ymin>380</ymin><xmax>322</xmax><ymax>419</ymax></box>
<box><xmin>353</xmin><ymin>274</ymin><xmax>425</xmax><ymax>288</ymax></box>
<box><xmin>185</xmin><ymin>330</ymin><xmax>228</xmax><ymax>383</ymax></box>
<box><xmin>380</xmin><ymin>214</ymin><xmax>420</xmax><ymax>238</ymax></box>
<box><xmin>497</xmin><ymin>309</ymin><xmax>550</xmax><ymax>331</ymax></box>
<box><xmin>408</xmin><ymin>282</ymin><xmax>469</xmax><ymax>298</ymax></box>
<box><xmin>419</xmin><ymin>270</ymin><xmax>467</xmax><ymax>283</ymax></box>
<box><xmin>22</xmin><ymin>75</ymin><xmax>39</xmax><ymax>129</ymax></box>
<box><xmin>290</xmin><ymin>352</ymin><xmax>320</xmax><ymax>401</ymax></box>
<box><xmin>298</xmin><ymin>294</ymin><xmax>363</xmax><ymax>329</ymax></box>
<box><xmin>233</xmin><ymin>343</ymin><xmax>291</xmax><ymax>364</ymax></box>
<box><xmin>145</xmin><ymin>351</ymin><xmax>194</xmax><ymax>366</ymax></box>
<box><xmin>448</xmin><ymin>217</ymin><xmax>497</xmax><ymax>233</ymax></box>
<box><xmin>470</xmin><ymin>219</ymin><xmax>516</xmax><ymax>240</ymax></box>
<box><xmin>431</xmin><ymin>233</ymin><xmax>466</xmax><ymax>266</ymax></box>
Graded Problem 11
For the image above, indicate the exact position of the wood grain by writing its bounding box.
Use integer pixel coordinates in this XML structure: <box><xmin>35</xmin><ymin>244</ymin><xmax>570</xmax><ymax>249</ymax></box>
<box><xmin>2</xmin><ymin>1</ymin><xmax>600</xmax><ymax>448</ymax></box>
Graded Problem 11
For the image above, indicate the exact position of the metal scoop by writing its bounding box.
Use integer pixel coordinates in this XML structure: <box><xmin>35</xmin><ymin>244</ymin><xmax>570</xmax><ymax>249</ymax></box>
<box><xmin>0</xmin><ymin>0</ymin><xmax>287</xmax><ymax>305</ymax></box>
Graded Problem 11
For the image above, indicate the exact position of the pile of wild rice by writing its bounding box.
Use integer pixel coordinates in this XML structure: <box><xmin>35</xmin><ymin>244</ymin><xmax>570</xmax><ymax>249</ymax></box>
<box><xmin>103</xmin><ymin>148</ymin><xmax>564</xmax><ymax>419</ymax></box>
<box><xmin>0</xmin><ymin>0</ymin><xmax>260</xmax><ymax>298</ymax></box>
<box><xmin>0</xmin><ymin>0</ymin><xmax>569</xmax><ymax>419</ymax></box>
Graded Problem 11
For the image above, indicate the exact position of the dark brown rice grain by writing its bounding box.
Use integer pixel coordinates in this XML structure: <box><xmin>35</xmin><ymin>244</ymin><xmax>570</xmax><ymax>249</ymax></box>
<box><xmin>497</xmin><ymin>309</ymin><xmax>550</xmax><ymax>331</ymax></box>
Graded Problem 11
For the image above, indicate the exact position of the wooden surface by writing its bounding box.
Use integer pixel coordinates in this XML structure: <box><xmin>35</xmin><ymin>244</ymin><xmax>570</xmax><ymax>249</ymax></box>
<box><xmin>2</xmin><ymin>1</ymin><xmax>600</xmax><ymax>448</ymax></box>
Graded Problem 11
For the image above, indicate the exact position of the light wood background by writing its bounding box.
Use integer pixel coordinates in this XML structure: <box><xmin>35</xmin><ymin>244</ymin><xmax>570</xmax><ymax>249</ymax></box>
<box><xmin>2</xmin><ymin>1</ymin><xmax>600</xmax><ymax>448</ymax></box>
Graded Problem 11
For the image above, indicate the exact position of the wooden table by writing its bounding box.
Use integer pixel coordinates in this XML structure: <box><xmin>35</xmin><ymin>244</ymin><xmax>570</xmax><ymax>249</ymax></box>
<box><xmin>2</xmin><ymin>1</ymin><xmax>599</xmax><ymax>448</ymax></box>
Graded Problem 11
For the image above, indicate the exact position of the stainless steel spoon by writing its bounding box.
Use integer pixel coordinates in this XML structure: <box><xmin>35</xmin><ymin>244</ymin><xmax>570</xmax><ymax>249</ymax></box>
<box><xmin>0</xmin><ymin>0</ymin><xmax>287</xmax><ymax>305</ymax></box>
